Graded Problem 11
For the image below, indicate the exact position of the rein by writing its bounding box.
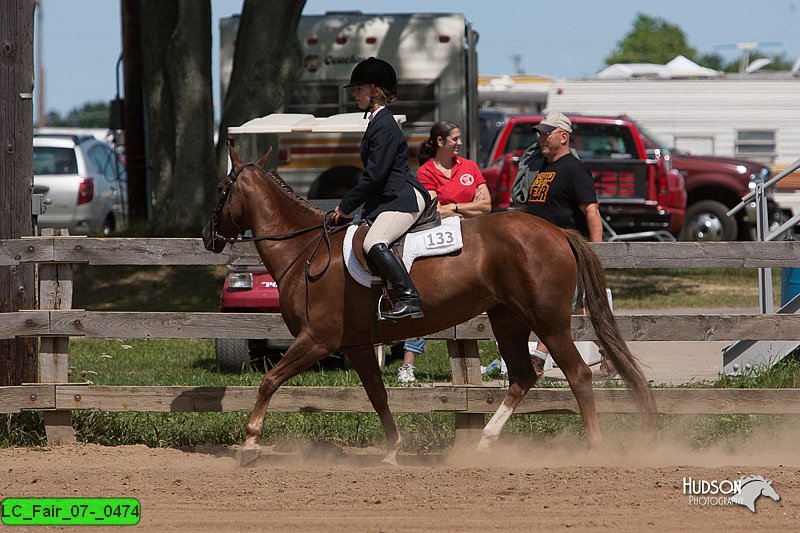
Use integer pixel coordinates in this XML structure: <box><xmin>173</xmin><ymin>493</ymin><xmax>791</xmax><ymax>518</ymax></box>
<box><xmin>210</xmin><ymin>162</ymin><xmax>353</xmax><ymax>318</ymax></box>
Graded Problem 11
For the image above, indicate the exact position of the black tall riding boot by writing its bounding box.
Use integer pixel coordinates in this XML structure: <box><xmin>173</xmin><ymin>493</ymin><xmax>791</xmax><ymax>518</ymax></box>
<box><xmin>367</xmin><ymin>243</ymin><xmax>424</xmax><ymax>320</ymax></box>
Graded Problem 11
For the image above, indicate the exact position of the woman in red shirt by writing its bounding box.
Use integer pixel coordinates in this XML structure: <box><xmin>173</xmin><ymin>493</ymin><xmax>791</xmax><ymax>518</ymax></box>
<box><xmin>416</xmin><ymin>120</ymin><xmax>491</xmax><ymax>218</ymax></box>
<box><xmin>396</xmin><ymin>120</ymin><xmax>492</xmax><ymax>383</ymax></box>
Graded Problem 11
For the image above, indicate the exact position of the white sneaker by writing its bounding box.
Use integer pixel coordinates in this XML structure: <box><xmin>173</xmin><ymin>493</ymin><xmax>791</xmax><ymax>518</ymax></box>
<box><xmin>397</xmin><ymin>364</ymin><xmax>416</xmax><ymax>383</ymax></box>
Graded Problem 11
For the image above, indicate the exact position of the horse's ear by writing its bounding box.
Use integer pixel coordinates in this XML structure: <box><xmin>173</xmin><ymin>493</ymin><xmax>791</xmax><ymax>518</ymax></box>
<box><xmin>257</xmin><ymin>147</ymin><xmax>273</xmax><ymax>170</ymax></box>
<box><xmin>227</xmin><ymin>139</ymin><xmax>244</xmax><ymax>169</ymax></box>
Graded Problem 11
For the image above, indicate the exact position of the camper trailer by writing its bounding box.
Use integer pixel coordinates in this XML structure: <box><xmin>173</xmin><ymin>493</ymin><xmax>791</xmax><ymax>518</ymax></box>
<box><xmin>219</xmin><ymin>12</ymin><xmax>478</xmax><ymax>199</ymax></box>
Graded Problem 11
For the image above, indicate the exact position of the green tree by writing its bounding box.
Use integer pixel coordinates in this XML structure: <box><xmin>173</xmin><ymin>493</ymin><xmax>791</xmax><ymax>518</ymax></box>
<box><xmin>138</xmin><ymin>0</ymin><xmax>216</xmax><ymax>234</ymax></box>
<box><xmin>698</xmin><ymin>50</ymin><xmax>795</xmax><ymax>73</ymax></box>
<box><xmin>62</xmin><ymin>101</ymin><xmax>110</xmax><ymax>127</ymax></box>
<box><xmin>214</xmin><ymin>0</ymin><xmax>306</xmax><ymax>179</ymax></box>
<box><xmin>605</xmin><ymin>14</ymin><xmax>697</xmax><ymax>66</ymax></box>
<box><xmin>697</xmin><ymin>53</ymin><xmax>724</xmax><ymax>71</ymax></box>
<box><xmin>133</xmin><ymin>0</ymin><xmax>305</xmax><ymax>234</ymax></box>
<box><xmin>41</xmin><ymin>101</ymin><xmax>109</xmax><ymax>128</ymax></box>
<box><xmin>43</xmin><ymin>110</ymin><xmax>65</xmax><ymax>126</ymax></box>
<box><xmin>730</xmin><ymin>51</ymin><xmax>795</xmax><ymax>73</ymax></box>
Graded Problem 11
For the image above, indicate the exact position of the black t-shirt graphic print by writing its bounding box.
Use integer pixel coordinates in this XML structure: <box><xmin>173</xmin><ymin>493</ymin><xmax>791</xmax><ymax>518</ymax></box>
<box><xmin>524</xmin><ymin>153</ymin><xmax>597</xmax><ymax>237</ymax></box>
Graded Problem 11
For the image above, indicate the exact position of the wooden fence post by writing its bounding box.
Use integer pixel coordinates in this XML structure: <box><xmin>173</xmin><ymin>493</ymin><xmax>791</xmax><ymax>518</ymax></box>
<box><xmin>0</xmin><ymin>0</ymin><xmax>37</xmax><ymax>387</ymax></box>
<box><xmin>447</xmin><ymin>339</ymin><xmax>484</xmax><ymax>448</ymax></box>
<box><xmin>38</xmin><ymin>229</ymin><xmax>76</xmax><ymax>443</ymax></box>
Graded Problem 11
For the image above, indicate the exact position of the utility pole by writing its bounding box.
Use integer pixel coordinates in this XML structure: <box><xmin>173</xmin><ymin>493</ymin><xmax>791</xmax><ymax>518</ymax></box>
<box><xmin>35</xmin><ymin>0</ymin><xmax>44</xmax><ymax>126</ymax></box>
<box><xmin>0</xmin><ymin>0</ymin><xmax>37</xmax><ymax>385</ymax></box>
<box><xmin>511</xmin><ymin>54</ymin><xmax>524</xmax><ymax>76</ymax></box>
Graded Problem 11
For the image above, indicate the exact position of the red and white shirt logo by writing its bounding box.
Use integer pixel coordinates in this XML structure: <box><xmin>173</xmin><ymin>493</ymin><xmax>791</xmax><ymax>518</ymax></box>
<box><xmin>459</xmin><ymin>173</ymin><xmax>475</xmax><ymax>186</ymax></box>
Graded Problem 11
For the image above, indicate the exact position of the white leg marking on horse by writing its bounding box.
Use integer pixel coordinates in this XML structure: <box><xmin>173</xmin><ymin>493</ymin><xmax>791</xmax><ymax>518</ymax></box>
<box><xmin>477</xmin><ymin>403</ymin><xmax>514</xmax><ymax>451</ymax></box>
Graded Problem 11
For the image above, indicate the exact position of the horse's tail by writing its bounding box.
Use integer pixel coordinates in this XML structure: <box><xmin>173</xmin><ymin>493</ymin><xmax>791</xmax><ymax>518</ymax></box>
<box><xmin>563</xmin><ymin>230</ymin><xmax>657</xmax><ymax>426</ymax></box>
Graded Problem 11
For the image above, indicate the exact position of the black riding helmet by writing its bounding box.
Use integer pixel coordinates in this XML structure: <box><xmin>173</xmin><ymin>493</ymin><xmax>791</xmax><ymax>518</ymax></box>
<box><xmin>345</xmin><ymin>57</ymin><xmax>398</xmax><ymax>95</ymax></box>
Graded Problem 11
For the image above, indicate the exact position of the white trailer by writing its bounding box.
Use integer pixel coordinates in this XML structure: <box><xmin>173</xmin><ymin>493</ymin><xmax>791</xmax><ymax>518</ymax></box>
<box><xmin>546</xmin><ymin>75</ymin><xmax>800</xmax><ymax>191</ymax></box>
<box><xmin>220</xmin><ymin>11</ymin><xmax>478</xmax><ymax>199</ymax></box>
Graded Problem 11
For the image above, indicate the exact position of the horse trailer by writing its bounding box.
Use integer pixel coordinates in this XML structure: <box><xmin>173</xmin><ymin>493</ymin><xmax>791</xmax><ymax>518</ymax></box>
<box><xmin>219</xmin><ymin>11</ymin><xmax>479</xmax><ymax>200</ymax></box>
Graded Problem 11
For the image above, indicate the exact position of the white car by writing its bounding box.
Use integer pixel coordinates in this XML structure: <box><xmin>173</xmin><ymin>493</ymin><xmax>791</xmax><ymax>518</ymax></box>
<box><xmin>33</xmin><ymin>134</ymin><xmax>127</xmax><ymax>236</ymax></box>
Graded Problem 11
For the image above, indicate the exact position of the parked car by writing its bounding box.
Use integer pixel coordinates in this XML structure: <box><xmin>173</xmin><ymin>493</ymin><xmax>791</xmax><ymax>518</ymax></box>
<box><xmin>215</xmin><ymin>265</ymin><xmax>402</xmax><ymax>371</ymax></box>
<box><xmin>635</xmin><ymin>124</ymin><xmax>790</xmax><ymax>241</ymax></box>
<box><xmin>215</xmin><ymin>266</ymin><xmax>292</xmax><ymax>371</ymax></box>
<box><xmin>33</xmin><ymin>133</ymin><xmax>127</xmax><ymax>236</ymax></box>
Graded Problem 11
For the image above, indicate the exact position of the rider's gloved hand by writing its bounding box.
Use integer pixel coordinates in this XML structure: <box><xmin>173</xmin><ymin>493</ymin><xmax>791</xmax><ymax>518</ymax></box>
<box><xmin>330</xmin><ymin>206</ymin><xmax>352</xmax><ymax>226</ymax></box>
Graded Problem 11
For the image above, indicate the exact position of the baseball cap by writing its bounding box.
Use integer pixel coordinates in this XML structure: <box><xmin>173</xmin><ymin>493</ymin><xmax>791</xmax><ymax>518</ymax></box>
<box><xmin>533</xmin><ymin>111</ymin><xmax>573</xmax><ymax>134</ymax></box>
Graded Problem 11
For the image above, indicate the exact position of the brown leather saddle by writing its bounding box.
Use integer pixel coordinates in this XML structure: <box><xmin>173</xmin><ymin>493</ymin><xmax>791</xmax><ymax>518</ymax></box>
<box><xmin>351</xmin><ymin>197</ymin><xmax>441</xmax><ymax>274</ymax></box>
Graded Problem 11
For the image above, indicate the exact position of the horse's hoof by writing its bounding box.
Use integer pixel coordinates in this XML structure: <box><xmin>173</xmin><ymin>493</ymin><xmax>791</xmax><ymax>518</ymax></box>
<box><xmin>476</xmin><ymin>438</ymin><xmax>494</xmax><ymax>453</ymax></box>
<box><xmin>236</xmin><ymin>445</ymin><xmax>261</xmax><ymax>467</ymax></box>
<box><xmin>380</xmin><ymin>455</ymin><xmax>399</xmax><ymax>466</ymax></box>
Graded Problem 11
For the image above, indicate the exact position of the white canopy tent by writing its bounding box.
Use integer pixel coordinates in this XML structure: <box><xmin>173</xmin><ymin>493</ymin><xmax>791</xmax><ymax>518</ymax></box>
<box><xmin>595</xmin><ymin>55</ymin><xmax>721</xmax><ymax>79</ymax></box>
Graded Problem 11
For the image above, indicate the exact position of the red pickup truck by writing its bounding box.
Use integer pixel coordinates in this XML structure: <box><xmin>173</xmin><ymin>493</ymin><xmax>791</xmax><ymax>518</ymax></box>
<box><xmin>636</xmin><ymin>128</ymin><xmax>783</xmax><ymax>241</ymax></box>
<box><xmin>479</xmin><ymin>110</ymin><xmax>787</xmax><ymax>241</ymax></box>
<box><xmin>480</xmin><ymin>112</ymin><xmax>686</xmax><ymax>237</ymax></box>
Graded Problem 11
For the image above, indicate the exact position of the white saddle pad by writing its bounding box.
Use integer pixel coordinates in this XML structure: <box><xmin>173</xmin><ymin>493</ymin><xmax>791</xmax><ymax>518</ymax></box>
<box><xmin>343</xmin><ymin>217</ymin><xmax>464</xmax><ymax>288</ymax></box>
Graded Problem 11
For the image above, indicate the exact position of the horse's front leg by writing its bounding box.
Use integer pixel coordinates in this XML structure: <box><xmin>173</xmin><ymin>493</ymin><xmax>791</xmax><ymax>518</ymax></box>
<box><xmin>240</xmin><ymin>333</ymin><xmax>331</xmax><ymax>463</ymax></box>
<box><xmin>345</xmin><ymin>346</ymin><xmax>402</xmax><ymax>465</ymax></box>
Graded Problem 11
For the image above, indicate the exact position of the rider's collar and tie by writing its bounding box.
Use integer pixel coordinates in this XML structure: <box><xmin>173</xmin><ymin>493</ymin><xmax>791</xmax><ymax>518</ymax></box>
<box><xmin>367</xmin><ymin>105</ymin><xmax>385</xmax><ymax>123</ymax></box>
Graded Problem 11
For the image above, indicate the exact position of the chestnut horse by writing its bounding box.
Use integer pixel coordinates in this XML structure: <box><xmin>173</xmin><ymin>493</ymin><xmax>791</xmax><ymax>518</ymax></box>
<box><xmin>202</xmin><ymin>146</ymin><xmax>656</xmax><ymax>464</ymax></box>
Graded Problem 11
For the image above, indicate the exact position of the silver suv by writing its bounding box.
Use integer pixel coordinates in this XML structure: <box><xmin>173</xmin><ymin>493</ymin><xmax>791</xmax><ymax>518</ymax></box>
<box><xmin>33</xmin><ymin>134</ymin><xmax>127</xmax><ymax>235</ymax></box>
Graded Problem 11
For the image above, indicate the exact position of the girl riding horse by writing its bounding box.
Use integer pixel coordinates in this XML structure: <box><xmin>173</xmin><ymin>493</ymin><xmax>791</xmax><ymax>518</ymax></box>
<box><xmin>332</xmin><ymin>57</ymin><xmax>431</xmax><ymax>321</ymax></box>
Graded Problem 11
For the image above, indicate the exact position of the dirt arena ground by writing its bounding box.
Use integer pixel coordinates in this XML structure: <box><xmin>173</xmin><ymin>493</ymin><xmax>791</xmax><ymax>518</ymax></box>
<box><xmin>2</xmin><ymin>432</ymin><xmax>800</xmax><ymax>532</ymax></box>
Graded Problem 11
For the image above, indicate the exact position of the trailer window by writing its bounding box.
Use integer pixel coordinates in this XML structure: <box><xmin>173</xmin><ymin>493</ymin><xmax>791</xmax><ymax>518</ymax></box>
<box><xmin>287</xmin><ymin>83</ymin><xmax>342</xmax><ymax>116</ymax></box>
<box><xmin>736</xmin><ymin>129</ymin><xmax>776</xmax><ymax>159</ymax></box>
<box><xmin>342</xmin><ymin>81</ymin><xmax>437</xmax><ymax>126</ymax></box>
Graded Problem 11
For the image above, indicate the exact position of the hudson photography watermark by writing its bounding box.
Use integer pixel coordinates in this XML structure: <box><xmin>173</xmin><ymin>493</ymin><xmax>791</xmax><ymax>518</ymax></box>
<box><xmin>682</xmin><ymin>475</ymin><xmax>780</xmax><ymax>512</ymax></box>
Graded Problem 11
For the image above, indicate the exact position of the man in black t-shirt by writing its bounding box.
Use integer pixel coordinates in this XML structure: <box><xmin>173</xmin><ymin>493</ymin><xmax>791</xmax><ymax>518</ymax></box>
<box><xmin>524</xmin><ymin>112</ymin><xmax>616</xmax><ymax>379</ymax></box>
<box><xmin>524</xmin><ymin>112</ymin><xmax>601</xmax><ymax>240</ymax></box>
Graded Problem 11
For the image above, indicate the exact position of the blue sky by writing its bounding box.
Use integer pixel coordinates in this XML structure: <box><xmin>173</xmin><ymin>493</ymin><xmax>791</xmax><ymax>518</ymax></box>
<box><xmin>37</xmin><ymin>0</ymin><xmax>800</xmax><ymax>116</ymax></box>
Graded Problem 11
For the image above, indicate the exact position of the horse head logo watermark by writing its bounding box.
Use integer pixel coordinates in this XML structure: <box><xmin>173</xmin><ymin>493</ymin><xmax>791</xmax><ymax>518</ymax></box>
<box><xmin>730</xmin><ymin>475</ymin><xmax>780</xmax><ymax>513</ymax></box>
<box><xmin>683</xmin><ymin>474</ymin><xmax>780</xmax><ymax>512</ymax></box>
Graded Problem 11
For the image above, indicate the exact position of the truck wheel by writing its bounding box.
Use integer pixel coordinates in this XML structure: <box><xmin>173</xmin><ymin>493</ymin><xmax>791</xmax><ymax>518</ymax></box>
<box><xmin>215</xmin><ymin>338</ymin><xmax>252</xmax><ymax>372</ymax></box>
<box><xmin>680</xmin><ymin>200</ymin><xmax>738</xmax><ymax>241</ymax></box>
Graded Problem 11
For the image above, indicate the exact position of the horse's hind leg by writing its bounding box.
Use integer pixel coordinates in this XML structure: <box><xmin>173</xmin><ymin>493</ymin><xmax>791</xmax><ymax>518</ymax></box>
<box><xmin>345</xmin><ymin>346</ymin><xmax>402</xmax><ymax>465</ymax></box>
<box><xmin>478</xmin><ymin>305</ymin><xmax>537</xmax><ymax>452</ymax></box>
<box><xmin>538</xmin><ymin>329</ymin><xmax>602</xmax><ymax>449</ymax></box>
<box><xmin>241</xmin><ymin>332</ymin><xmax>331</xmax><ymax>462</ymax></box>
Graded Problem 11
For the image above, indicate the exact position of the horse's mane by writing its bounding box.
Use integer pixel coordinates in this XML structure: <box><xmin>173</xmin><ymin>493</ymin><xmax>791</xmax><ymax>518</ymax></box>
<box><xmin>250</xmin><ymin>164</ymin><xmax>324</xmax><ymax>215</ymax></box>
<box><xmin>740</xmin><ymin>475</ymin><xmax>768</xmax><ymax>485</ymax></box>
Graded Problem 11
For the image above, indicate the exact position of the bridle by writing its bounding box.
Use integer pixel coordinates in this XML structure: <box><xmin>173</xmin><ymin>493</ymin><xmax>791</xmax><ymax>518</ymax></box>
<box><xmin>209</xmin><ymin>163</ymin><xmax>257</xmax><ymax>243</ymax></box>
<box><xmin>208</xmin><ymin>162</ymin><xmax>352</xmax><ymax>317</ymax></box>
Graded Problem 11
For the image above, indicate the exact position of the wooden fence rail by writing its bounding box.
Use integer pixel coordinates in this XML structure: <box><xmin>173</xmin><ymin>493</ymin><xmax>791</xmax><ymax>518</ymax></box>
<box><xmin>2</xmin><ymin>237</ymin><xmax>800</xmax><ymax>267</ymax></box>
<box><xmin>3</xmin><ymin>311</ymin><xmax>800</xmax><ymax>342</ymax></box>
<box><xmin>1</xmin><ymin>236</ymin><xmax>799</xmax><ymax>446</ymax></box>
<box><xmin>4</xmin><ymin>385</ymin><xmax>800</xmax><ymax>416</ymax></box>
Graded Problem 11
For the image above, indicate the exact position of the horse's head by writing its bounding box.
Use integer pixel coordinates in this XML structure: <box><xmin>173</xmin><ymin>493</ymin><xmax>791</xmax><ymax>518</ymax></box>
<box><xmin>202</xmin><ymin>143</ymin><xmax>272</xmax><ymax>253</ymax></box>
<box><xmin>761</xmin><ymin>480</ymin><xmax>780</xmax><ymax>502</ymax></box>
